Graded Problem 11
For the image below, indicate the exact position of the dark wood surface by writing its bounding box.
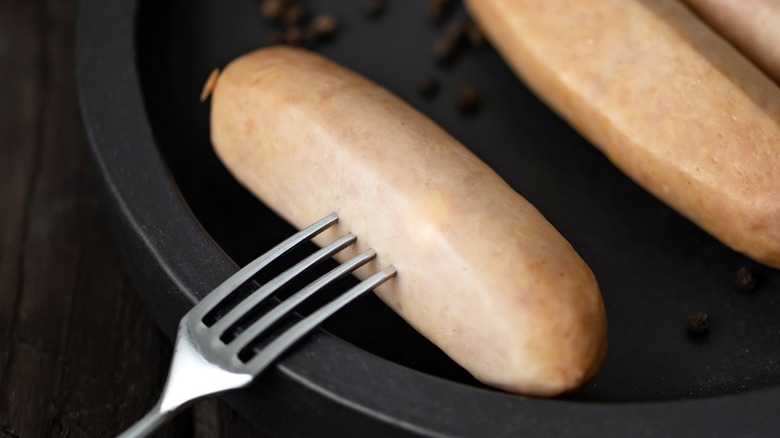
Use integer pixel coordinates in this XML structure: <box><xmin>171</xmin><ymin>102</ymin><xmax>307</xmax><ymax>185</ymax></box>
<box><xmin>0</xmin><ymin>0</ymin><xmax>263</xmax><ymax>436</ymax></box>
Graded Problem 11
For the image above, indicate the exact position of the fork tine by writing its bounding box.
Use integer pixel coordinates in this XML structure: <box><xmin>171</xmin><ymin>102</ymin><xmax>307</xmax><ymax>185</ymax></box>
<box><xmin>242</xmin><ymin>266</ymin><xmax>397</xmax><ymax>374</ymax></box>
<box><xmin>117</xmin><ymin>210</ymin><xmax>396</xmax><ymax>438</ymax></box>
<box><xmin>191</xmin><ymin>212</ymin><xmax>339</xmax><ymax>321</ymax></box>
<box><xmin>207</xmin><ymin>233</ymin><xmax>357</xmax><ymax>336</ymax></box>
<box><xmin>224</xmin><ymin>249</ymin><xmax>378</xmax><ymax>358</ymax></box>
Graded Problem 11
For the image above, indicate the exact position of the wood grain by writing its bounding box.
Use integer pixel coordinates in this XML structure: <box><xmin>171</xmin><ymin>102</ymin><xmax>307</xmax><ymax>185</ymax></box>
<box><xmin>0</xmin><ymin>0</ymin><xmax>263</xmax><ymax>436</ymax></box>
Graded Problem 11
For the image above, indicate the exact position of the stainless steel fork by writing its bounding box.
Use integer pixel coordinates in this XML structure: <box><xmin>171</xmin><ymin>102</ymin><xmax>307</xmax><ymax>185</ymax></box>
<box><xmin>117</xmin><ymin>212</ymin><xmax>396</xmax><ymax>438</ymax></box>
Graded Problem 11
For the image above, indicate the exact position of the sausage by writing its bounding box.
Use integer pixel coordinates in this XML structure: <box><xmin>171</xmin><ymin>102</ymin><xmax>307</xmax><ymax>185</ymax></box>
<box><xmin>466</xmin><ymin>0</ymin><xmax>780</xmax><ymax>268</ymax></box>
<box><xmin>210</xmin><ymin>47</ymin><xmax>607</xmax><ymax>396</ymax></box>
<box><xmin>682</xmin><ymin>0</ymin><xmax>780</xmax><ymax>84</ymax></box>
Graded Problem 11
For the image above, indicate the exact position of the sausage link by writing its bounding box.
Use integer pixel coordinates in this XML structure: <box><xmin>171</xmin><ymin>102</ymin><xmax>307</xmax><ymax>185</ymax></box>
<box><xmin>682</xmin><ymin>0</ymin><xmax>780</xmax><ymax>84</ymax></box>
<box><xmin>466</xmin><ymin>0</ymin><xmax>780</xmax><ymax>268</ymax></box>
<box><xmin>210</xmin><ymin>47</ymin><xmax>607</xmax><ymax>396</ymax></box>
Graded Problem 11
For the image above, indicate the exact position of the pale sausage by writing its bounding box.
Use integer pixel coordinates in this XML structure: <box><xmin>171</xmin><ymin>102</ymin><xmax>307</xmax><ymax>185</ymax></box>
<box><xmin>210</xmin><ymin>47</ymin><xmax>607</xmax><ymax>396</ymax></box>
<box><xmin>466</xmin><ymin>0</ymin><xmax>780</xmax><ymax>268</ymax></box>
<box><xmin>683</xmin><ymin>0</ymin><xmax>780</xmax><ymax>84</ymax></box>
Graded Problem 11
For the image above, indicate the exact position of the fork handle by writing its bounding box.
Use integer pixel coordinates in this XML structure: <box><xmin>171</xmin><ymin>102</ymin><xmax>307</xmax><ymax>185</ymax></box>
<box><xmin>116</xmin><ymin>400</ymin><xmax>176</xmax><ymax>438</ymax></box>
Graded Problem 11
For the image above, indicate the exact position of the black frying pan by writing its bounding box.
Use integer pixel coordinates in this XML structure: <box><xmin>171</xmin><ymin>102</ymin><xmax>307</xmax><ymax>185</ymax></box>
<box><xmin>77</xmin><ymin>0</ymin><xmax>780</xmax><ymax>435</ymax></box>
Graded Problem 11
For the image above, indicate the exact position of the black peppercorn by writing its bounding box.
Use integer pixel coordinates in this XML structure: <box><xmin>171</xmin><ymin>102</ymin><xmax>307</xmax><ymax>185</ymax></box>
<box><xmin>465</xmin><ymin>20</ymin><xmax>485</xmax><ymax>47</ymax></box>
<box><xmin>282</xmin><ymin>2</ymin><xmax>307</xmax><ymax>27</ymax></box>
<box><xmin>418</xmin><ymin>76</ymin><xmax>440</xmax><ymax>98</ymax></box>
<box><xmin>687</xmin><ymin>311</ymin><xmax>710</xmax><ymax>335</ymax></box>
<box><xmin>735</xmin><ymin>266</ymin><xmax>758</xmax><ymax>292</ymax></box>
<box><xmin>365</xmin><ymin>0</ymin><xmax>385</xmax><ymax>19</ymax></box>
<box><xmin>428</xmin><ymin>0</ymin><xmax>455</xmax><ymax>24</ymax></box>
<box><xmin>260</xmin><ymin>0</ymin><xmax>286</xmax><ymax>22</ymax></box>
<box><xmin>433</xmin><ymin>19</ymin><xmax>468</xmax><ymax>65</ymax></box>
<box><xmin>458</xmin><ymin>85</ymin><xmax>481</xmax><ymax>113</ymax></box>
<box><xmin>310</xmin><ymin>14</ymin><xmax>340</xmax><ymax>40</ymax></box>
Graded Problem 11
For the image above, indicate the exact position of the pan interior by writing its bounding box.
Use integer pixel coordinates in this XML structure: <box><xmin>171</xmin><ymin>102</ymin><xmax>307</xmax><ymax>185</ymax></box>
<box><xmin>136</xmin><ymin>0</ymin><xmax>780</xmax><ymax>402</ymax></box>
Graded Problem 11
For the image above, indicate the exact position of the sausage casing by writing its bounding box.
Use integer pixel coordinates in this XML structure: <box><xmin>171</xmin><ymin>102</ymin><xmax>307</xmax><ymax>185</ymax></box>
<box><xmin>467</xmin><ymin>0</ymin><xmax>780</xmax><ymax>268</ymax></box>
<box><xmin>211</xmin><ymin>47</ymin><xmax>607</xmax><ymax>396</ymax></box>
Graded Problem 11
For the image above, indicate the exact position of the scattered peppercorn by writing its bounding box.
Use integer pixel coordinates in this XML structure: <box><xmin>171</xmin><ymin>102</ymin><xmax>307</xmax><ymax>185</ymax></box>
<box><xmin>260</xmin><ymin>0</ymin><xmax>286</xmax><ymax>22</ymax></box>
<box><xmin>418</xmin><ymin>76</ymin><xmax>440</xmax><ymax>98</ymax></box>
<box><xmin>260</xmin><ymin>0</ymin><xmax>343</xmax><ymax>49</ymax></box>
<box><xmin>364</xmin><ymin>0</ymin><xmax>385</xmax><ymax>19</ymax></box>
<box><xmin>282</xmin><ymin>2</ymin><xmax>307</xmax><ymax>27</ymax></box>
<box><xmin>687</xmin><ymin>311</ymin><xmax>710</xmax><ymax>335</ymax></box>
<box><xmin>433</xmin><ymin>18</ymin><xmax>468</xmax><ymax>64</ymax></box>
<box><xmin>458</xmin><ymin>84</ymin><xmax>481</xmax><ymax>113</ymax></box>
<box><xmin>310</xmin><ymin>14</ymin><xmax>340</xmax><ymax>40</ymax></box>
<box><xmin>465</xmin><ymin>20</ymin><xmax>485</xmax><ymax>47</ymax></box>
<box><xmin>735</xmin><ymin>266</ymin><xmax>758</xmax><ymax>292</ymax></box>
<box><xmin>428</xmin><ymin>0</ymin><xmax>455</xmax><ymax>24</ymax></box>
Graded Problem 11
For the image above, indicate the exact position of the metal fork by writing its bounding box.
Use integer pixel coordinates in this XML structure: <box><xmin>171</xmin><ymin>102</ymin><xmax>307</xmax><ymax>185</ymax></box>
<box><xmin>117</xmin><ymin>212</ymin><xmax>396</xmax><ymax>438</ymax></box>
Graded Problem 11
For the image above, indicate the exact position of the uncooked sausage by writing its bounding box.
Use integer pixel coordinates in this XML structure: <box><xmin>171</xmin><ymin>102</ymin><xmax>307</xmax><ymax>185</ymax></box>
<box><xmin>466</xmin><ymin>0</ymin><xmax>780</xmax><ymax>268</ymax></box>
<box><xmin>682</xmin><ymin>0</ymin><xmax>780</xmax><ymax>84</ymax></box>
<box><xmin>210</xmin><ymin>47</ymin><xmax>607</xmax><ymax>396</ymax></box>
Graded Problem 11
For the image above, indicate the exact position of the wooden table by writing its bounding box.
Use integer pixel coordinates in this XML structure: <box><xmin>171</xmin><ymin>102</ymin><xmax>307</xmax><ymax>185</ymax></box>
<box><xmin>0</xmin><ymin>1</ymin><xmax>262</xmax><ymax>436</ymax></box>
